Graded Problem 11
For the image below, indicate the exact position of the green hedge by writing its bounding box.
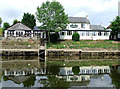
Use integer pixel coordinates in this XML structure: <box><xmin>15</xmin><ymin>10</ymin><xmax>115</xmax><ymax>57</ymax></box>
<box><xmin>72</xmin><ymin>33</ymin><xmax>80</xmax><ymax>41</ymax></box>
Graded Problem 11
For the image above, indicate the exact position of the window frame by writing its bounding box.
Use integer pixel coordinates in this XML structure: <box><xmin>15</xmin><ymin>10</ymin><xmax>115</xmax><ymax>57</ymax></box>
<box><xmin>67</xmin><ymin>31</ymin><xmax>72</xmax><ymax>36</ymax></box>
<box><xmin>81</xmin><ymin>23</ymin><xmax>85</xmax><ymax>28</ymax></box>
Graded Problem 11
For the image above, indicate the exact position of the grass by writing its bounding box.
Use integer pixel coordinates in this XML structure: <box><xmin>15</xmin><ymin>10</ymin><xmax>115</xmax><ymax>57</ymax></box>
<box><xmin>47</xmin><ymin>59</ymin><xmax>118</xmax><ymax>67</ymax></box>
<box><xmin>2</xmin><ymin>39</ymin><xmax>40</xmax><ymax>49</ymax></box>
<box><xmin>47</xmin><ymin>40</ymin><xmax>119</xmax><ymax>50</ymax></box>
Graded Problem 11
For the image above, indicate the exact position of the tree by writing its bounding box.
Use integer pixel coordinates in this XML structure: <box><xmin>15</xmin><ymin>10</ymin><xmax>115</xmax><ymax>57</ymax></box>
<box><xmin>0</xmin><ymin>27</ymin><xmax>3</xmax><ymax>36</ymax></box>
<box><xmin>0</xmin><ymin>17</ymin><xmax>2</xmax><ymax>27</ymax></box>
<box><xmin>36</xmin><ymin>1</ymin><xmax>69</xmax><ymax>42</ymax></box>
<box><xmin>110</xmin><ymin>16</ymin><xmax>120</xmax><ymax>40</ymax></box>
<box><xmin>13</xmin><ymin>19</ymin><xmax>19</xmax><ymax>25</ymax></box>
<box><xmin>21</xmin><ymin>13</ymin><xmax>36</xmax><ymax>29</ymax></box>
<box><xmin>3</xmin><ymin>22</ymin><xmax>10</xmax><ymax>30</ymax></box>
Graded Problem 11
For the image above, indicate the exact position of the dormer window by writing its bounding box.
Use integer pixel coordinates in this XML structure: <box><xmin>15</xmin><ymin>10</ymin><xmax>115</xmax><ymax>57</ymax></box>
<box><xmin>81</xmin><ymin>23</ymin><xmax>85</xmax><ymax>28</ymax></box>
<box><xmin>70</xmin><ymin>24</ymin><xmax>78</xmax><ymax>28</ymax></box>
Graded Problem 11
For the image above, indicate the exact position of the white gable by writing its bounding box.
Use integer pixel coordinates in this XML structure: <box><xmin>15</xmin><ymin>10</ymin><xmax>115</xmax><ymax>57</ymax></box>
<box><xmin>7</xmin><ymin>22</ymin><xmax>32</xmax><ymax>31</ymax></box>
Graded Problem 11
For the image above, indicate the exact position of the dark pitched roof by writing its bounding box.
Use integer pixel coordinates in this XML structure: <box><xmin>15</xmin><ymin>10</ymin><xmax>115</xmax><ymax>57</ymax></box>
<box><xmin>90</xmin><ymin>25</ymin><xmax>104</xmax><ymax>30</ymax></box>
<box><xmin>106</xmin><ymin>24</ymin><xmax>111</xmax><ymax>29</ymax></box>
<box><xmin>68</xmin><ymin>17</ymin><xmax>90</xmax><ymax>24</ymax></box>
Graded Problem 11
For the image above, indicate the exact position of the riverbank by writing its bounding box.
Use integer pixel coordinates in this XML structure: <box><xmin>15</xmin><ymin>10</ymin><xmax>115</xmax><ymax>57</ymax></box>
<box><xmin>47</xmin><ymin>40</ymin><xmax>119</xmax><ymax>51</ymax></box>
<box><xmin>1</xmin><ymin>39</ymin><xmax>119</xmax><ymax>51</ymax></box>
<box><xmin>0</xmin><ymin>39</ymin><xmax>119</xmax><ymax>57</ymax></box>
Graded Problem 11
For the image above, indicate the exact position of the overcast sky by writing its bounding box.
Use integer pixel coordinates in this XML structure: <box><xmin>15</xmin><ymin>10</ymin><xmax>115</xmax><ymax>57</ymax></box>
<box><xmin>0</xmin><ymin>0</ymin><xmax>119</xmax><ymax>27</ymax></box>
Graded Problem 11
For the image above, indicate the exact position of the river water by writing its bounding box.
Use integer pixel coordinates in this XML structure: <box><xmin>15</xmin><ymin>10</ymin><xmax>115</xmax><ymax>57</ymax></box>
<box><xmin>0</xmin><ymin>56</ymin><xmax>120</xmax><ymax>89</ymax></box>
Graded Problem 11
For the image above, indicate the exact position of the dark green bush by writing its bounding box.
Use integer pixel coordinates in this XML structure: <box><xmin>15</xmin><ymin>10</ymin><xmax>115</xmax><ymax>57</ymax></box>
<box><xmin>72</xmin><ymin>66</ymin><xmax>80</xmax><ymax>75</ymax></box>
<box><xmin>72</xmin><ymin>33</ymin><xmax>80</xmax><ymax>41</ymax></box>
<box><xmin>50</xmin><ymin>32</ymin><xmax>59</xmax><ymax>43</ymax></box>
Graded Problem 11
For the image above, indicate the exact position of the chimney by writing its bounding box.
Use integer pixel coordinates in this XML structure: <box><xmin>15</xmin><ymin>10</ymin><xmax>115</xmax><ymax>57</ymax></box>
<box><xmin>118</xmin><ymin>1</ymin><xmax>120</xmax><ymax>16</ymax></box>
<box><xmin>86</xmin><ymin>15</ymin><xmax>88</xmax><ymax>19</ymax></box>
<box><xmin>100</xmin><ymin>22</ymin><xmax>103</xmax><ymax>26</ymax></box>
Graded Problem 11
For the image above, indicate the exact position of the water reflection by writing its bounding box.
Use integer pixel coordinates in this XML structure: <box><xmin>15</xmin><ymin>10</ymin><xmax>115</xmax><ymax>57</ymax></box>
<box><xmin>1</xmin><ymin>57</ymin><xmax>120</xmax><ymax>88</ymax></box>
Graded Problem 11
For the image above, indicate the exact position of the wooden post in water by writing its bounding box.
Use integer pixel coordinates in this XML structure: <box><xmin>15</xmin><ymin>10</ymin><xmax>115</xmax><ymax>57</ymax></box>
<box><xmin>79</xmin><ymin>51</ymin><xmax>81</xmax><ymax>60</ymax></box>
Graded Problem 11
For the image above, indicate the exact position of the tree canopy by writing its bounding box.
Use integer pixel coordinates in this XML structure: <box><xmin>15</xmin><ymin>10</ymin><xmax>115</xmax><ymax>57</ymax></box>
<box><xmin>110</xmin><ymin>16</ymin><xmax>120</xmax><ymax>39</ymax></box>
<box><xmin>3</xmin><ymin>22</ymin><xmax>10</xmax><ymax>30</ymax></box>
<box><xmin>21</xmin><ymin>13</ymin><xmax>36</xmax><ymax>29</ymax></box>
<box><xmin>36</xmin><ymin>1</ymin><xmax>69</xmax><ymax>41</ymax></box>
<box><xmin>13</xmin><ymin>19</ymin><xmax>19</xmax><ymax>25</ymax></box>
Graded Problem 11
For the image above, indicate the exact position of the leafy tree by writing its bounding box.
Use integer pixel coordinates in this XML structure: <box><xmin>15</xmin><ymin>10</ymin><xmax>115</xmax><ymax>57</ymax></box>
<box><xmin>3</xmin><ymin>22</ymin><xmax>10</xmax><ymax>30</ymax></box>
<box><xmin>36</xmin><ymin>1</ymin><xmax>69</xmax><ymax>42</ymax></box>
<box><xmin>0</xmin><ymin>27</ymin><xmax>3</xmax><ymax>36</ymax></box>
<box><xmin>50</xmin><ymin>33</ymin><xmax>59</xmax><ymax>43</ymax></box>
<box><xmin>21</xmin><ymin>13</ymin><xmax>36</xmax><ymax>29</ymax></box>
<box><xmin>110</xmin><ymin>16</ymin><xmax>120</xmax><ymax>40</ymax></box>
<box><xmin>13</xmin><ymin>19</ymin><xmax>19</xmax><ymax>25</ymax></box>
<box><xmin>0</xmin><ymin>17</ymin><xmax>2</xmax><ymax>27</ymax></box>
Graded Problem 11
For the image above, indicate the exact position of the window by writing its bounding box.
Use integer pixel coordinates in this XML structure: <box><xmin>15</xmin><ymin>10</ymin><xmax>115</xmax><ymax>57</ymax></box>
<box><xmin>61</xmin><ymin>32</ymin><xmax>65</xmax><ymax>36</ymax></box>
<box><xmin>98</xmin><ymin>32</ymin><xmax>101</xmax><ymax>36</ymax></box>
<box><xmin>81</xmin><ymin>23</ymin><xmax>85</xmax><ymax>28</ymax></box>
<box><xmin>86</xmin><ymin>32</ymin><xmax>89</xmax><ymax>36</ymax></box>
<box><xmin>67</xmin><ymin>31</ymin><xmax>72</xmax><ymax>35</ymax></box>
<box><xmin>21</xmin><ymin>32</ymin><xmax>23</xmax><ymax>35</ymax></box>
<box><xmin>92</xmin><ymin>32</ymin><xmax>96</xmax><ymax>36</ymax></box>
<box><xmin>104</xmin><ymin>32</ymin><xmax>108</xmax><ymax>36</ymax></box>
<box><xmin>82</xmin><ymin>32</ymin><xmax>85</xmax><ymax>36</ymax></box>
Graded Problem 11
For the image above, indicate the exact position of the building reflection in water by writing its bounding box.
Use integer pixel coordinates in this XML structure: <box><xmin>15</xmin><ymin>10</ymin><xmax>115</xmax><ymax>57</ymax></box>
<box><xmin>1</xmin><ymin>56</ymin><xmax>119</xmax><ymax>88</ymax></box>
<box><xmin>2</xmin><ymin>60</ymin><xmax>113</xmax><ymax>87</ymax></box>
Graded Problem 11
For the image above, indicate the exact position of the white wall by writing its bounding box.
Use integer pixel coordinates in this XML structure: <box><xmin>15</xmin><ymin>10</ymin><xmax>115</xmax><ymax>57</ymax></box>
<box><xmin>67</xmin><ymin>23</ymin><xmax>90</xmax><ymax>30</ymax></box>
<box><xmin>59</xmin><ymin>31</ymin><xmax>110</xmax><ymax>40</ymax></box>
<box><xmin>118</xmin><ymin>33</ymin><xmax>120</xmax><ymax>38</ymax></box>
<box><xmin>4</xmin><ymin>30</ymin><xmax>8</xmax><ymax>37</ymax></box>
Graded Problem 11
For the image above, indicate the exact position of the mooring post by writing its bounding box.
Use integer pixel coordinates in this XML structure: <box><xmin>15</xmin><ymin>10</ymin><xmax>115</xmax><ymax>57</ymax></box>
<box><xmin>79</xmin><ymin>51</ymin><xmax>81</xmax><ymax>60</ymax></box>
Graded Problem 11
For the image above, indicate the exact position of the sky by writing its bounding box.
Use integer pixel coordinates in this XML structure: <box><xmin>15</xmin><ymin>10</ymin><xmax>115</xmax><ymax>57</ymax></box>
<box><xmin>0</xmin><ymin>0</ymin><xmax>119</xmax><ymax>27</ymax></box>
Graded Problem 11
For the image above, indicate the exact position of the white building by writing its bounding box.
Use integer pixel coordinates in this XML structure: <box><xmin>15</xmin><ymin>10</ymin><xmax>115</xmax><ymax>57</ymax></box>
<box><xmin>58</xmin><ymin>66</ymin><xmax>110</xmax><ymax>76</ymax></box>
<box><xmin>4</xmin><ymin>16</ymin><xmax>110</xmax><ymax>40</ymax></box>
<box><xmin>4</xmin><ymin>22</ymin><xmax>46</xmax><ymax>38</ymax></box>
<box><xmin>59</xmin><ymin>16</ymin><xmax>110</xmax><ymax>40</ymax></box>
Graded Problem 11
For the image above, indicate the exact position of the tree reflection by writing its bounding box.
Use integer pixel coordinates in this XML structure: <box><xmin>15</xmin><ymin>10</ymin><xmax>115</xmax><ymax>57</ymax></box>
<box><xmin>47</xmin><ymin>66</ymin><xmax>60</xmax><ymax>75</ymax></box>
<box><xmin>23</xmin><ymin>75</ymin><xmax>36</xmax><ymax>87</ymax></box>
<box><xmin>40</xmin><ymin>75</ymin><xmax>70</xmax><ymax>88</ymax></box>
<box><xmin>72</xmin><ymin>66</ymin><xmax>80</xmax><ymax>75</ymax></box>
<box><xmin>110</xmin><ymin>68</ymin><xmax>120</xmax><ymax>89</ymax></box>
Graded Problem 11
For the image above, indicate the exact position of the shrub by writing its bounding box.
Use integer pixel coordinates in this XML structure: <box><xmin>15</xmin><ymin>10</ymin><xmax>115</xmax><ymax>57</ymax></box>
<box><xmin>50</xmin><ymin>32</ymin><xmax>59</xmax><ymax>43</ymax></box>
<box><xmin>72</xmin><ymin>66</ymin><xmax>80</xmax><ymax>75</ymax></box>
<box><xmin>72</xmin><ymin>33</ymin><xmax>80</xmax><ymax>41</ymax></box>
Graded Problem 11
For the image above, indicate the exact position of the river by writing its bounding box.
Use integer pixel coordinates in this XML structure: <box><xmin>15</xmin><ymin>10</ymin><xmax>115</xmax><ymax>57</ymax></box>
<box><xmin>0</xmin><ymin>56</ymin><xmax>120</xmax><ymax>89</ymax></box>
